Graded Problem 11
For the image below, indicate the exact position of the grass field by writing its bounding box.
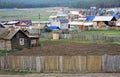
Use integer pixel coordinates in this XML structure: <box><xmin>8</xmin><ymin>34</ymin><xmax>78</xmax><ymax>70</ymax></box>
<box><xmin>0</xmin><ymin>7</ymin><xmax>75</xmax><ymax>21</ymax></box>
<box><xmin>79</xmin><ymin>30</ymin><xmax>120</xmax><ymax>37</ymax></box>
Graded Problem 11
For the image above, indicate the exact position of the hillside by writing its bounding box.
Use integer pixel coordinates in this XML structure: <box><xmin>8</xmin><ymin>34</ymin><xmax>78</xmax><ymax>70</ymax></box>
<box><xmin>0</xmin><ymin>0</ymin><xmax>120</xmax><ymax>8</ymax></box>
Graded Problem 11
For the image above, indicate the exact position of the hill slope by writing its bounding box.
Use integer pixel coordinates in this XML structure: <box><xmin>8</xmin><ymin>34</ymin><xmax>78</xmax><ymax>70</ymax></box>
<box><xmin>0</xmin><ymin>0</ymin><xmax>120</xmax><ymax>8</ymax></box>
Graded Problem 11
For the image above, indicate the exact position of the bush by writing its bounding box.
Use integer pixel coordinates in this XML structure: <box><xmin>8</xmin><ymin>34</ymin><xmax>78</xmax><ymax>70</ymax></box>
<box><xmin>16</xmin><ymin>46</ymin><xmax>23</xmax><ymax>51</ymax></box>
<box><xmin>0</xmin><ymin>50</ymin><xmax>14</xmax><ymax>55</ymax></box>
<box><xmin>39</xmin><ymin>43</ymin><xmax>43</xmax><ymax>48</ymax></box>
<box><xmin>44</xmin><ymin>27</ymin><xmax>52</xmax><ymax>32</ymax></box>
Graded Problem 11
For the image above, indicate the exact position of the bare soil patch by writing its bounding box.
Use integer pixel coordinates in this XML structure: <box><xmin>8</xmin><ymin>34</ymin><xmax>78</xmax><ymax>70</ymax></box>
<box><xmin>10</xmin><ymin>42</ymin><xmax>120</xmax><ymax>56</ymax></box>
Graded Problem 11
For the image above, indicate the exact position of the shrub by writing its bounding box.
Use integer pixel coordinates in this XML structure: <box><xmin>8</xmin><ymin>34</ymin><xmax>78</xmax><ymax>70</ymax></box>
<box><xmin>44</xmin><ymin>27</ymin><xmax>52</xmax><ymax>32</ymax></box>
<box><xmin>16</xmin><ymin>46</ymin><xmax>23</xmax><ymax>51</ymax></box>
<box><xmin>39</xmin><ymin>43</ymin><xmax>43</xmax><ymax>48</ymax></box>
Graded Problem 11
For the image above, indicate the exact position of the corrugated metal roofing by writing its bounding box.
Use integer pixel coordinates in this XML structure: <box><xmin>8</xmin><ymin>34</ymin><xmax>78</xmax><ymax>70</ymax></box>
<box><xmin>86</xmin><ymin>16</ymin><xmax>95</xmax><ymax>21</ymax></box>
<box><xmin>49</xmin><ymin>26</ymin><xmax>60</xmax><ymax>30</ymax></box>
<box><xmin>93</xmin><ymin>16</ymin><xmax>114</xmax><ymax>21</ymax></box>
<box><xmin>68</xmin><ymin>21</ymin><xmax>83</xmax><ymax>25</ymax></box>
<box><xmin>83</xmin><ymin>22</ymin><xmax>93</xmax><ymax>26</ymax></box>
<box><xmin>70</xmin><ymin>11</ymin><xmax>79</xmax><ymax>15</ymax></box>
<box><xmin>58</xmin><ymin>18</ymin><xmax>68</xmax><ymax>23</ymax></box>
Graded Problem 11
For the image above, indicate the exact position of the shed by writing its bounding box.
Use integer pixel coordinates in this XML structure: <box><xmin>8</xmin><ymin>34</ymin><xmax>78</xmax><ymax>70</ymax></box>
<box><xmin>93</xmin><ymin>16</ymin><xmax>117</xmax><ymax>29</ymax></box>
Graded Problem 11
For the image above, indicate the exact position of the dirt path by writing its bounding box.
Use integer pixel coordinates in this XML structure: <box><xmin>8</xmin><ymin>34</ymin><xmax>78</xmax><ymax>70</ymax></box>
<box><xmin>0</xmin><ymin>73</ymin><xmax>120</xmax><ymax>77</ymax></box>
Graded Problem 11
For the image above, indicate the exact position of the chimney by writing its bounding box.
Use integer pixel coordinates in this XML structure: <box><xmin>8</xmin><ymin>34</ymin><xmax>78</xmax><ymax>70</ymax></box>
<box><xmin>9</xmin><ymin>26</ymin><xmax>14</xmax><ymax>33</ymax></box>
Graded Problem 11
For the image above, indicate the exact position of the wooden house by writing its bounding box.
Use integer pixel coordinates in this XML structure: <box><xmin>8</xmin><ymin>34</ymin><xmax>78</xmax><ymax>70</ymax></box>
<box><xmin>68</xmin><ymin>11</ymin><xmax>80</xmax><ymax>21</ymax></box>
<box><xmin>2</xmin><ymin>20</ymin><xmax>32</xmax><ymax>29</ymax></box>
<box><xmin>93</xmin><ymin>16</ymin><xmax>117</xmax><ymax>29</ymax></box>
<box><xmin>51</xmin><ymin>18</ymin><xmax>69</xmax><ymax>30</ymax></box>
<box><xmin>0</xmin><ymin>24</ymin><xmax>5</xmax><ymax>28</ymax></box>
<box><xmin>15</xmin><ymin>20</ymin><xmax>32</xmax><ymax>29</ymax></box>
<box><xmin>0</xmin><ymin>27</ymin><xmax>40</xmax><ymax>50</ymax></box>
<box><xmin>24</xmin><ymin>29</ymin><xmax>40</xmax><ymax>47</ymax></box>
<box><xmin>68</xmin><ymin>21</ymin><xmax>83</xmax><ymax>30</ymax></box>
<box><xmin>116</xmin><ymin>19</ymin><xmax>120</xmax><ymax>30</ymax></box>
<box><xmin>2</xmin><ymin>21</ymin><xmax>19</xmax><ymax>28</ymax></box>
<box><xmin>32</xmin><ymin>21</ymin><xmax>50</xmax><ymax>32</ymax></box>
<box><xmin>0</xmin><ymin>28</ymin><xmax>30</xmax><ymax>50</ymax></box>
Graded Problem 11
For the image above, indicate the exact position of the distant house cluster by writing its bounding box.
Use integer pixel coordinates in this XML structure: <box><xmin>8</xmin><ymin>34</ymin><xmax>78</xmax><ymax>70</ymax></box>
<box><xmin>49</xmin><ymin>8</ymin><xmax>120</xmax><ymax>30</ymax></box>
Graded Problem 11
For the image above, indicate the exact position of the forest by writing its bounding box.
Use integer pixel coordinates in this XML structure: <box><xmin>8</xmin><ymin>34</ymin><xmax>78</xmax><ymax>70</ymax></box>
<box><xmin>0</xmin><ymin>0</ymin><xmax>120</xmax><ymax>8</ymax></box>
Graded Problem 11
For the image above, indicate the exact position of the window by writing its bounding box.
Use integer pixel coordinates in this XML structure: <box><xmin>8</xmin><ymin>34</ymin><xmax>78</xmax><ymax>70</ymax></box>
<box><xmin>19</xmin><ymin>38</ymin><xmax>24</xmax><ymax>45</ymax></box>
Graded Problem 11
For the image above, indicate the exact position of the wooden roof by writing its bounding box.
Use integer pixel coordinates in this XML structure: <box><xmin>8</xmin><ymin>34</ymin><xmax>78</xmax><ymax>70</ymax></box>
<box><xmin>0</xmin><ymin>28</ymin><xmax>28</xmax><ymax>40</ymax></box>
<box><xmin>0</xmin><ymin>28</ymin><xmax>9</xmax><ymax>39</ymax></box>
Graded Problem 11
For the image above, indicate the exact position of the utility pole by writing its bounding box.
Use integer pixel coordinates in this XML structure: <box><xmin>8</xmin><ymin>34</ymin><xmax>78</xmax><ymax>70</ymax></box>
<box><xmin>38</xmin><ymin>13</ymin><xmax>40</xmax><ymax>20</ymax></box>
<box><xmin>38</xmin><ymin>13</ymin><xmax>41</xmax><ymax>36</ymax></box>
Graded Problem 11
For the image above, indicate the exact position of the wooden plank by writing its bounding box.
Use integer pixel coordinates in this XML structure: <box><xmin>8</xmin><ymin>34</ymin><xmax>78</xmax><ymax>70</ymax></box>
<box><xmin>87</xmin><ymin>56</ymin><xmax>102</xmax><ymax>72</ymax></box>
<box><xmin>36</xmin><ymin>56</ymin><xmax>41</xmax><ymax>72</ymax></box>
<box><xmin>0</xmin><ymin>56</ymin><xmax>4</xmax><ymax>70</ymax></box>
<box><xmin>44</xmin><ymin>56</ymin><xmax>60</xmax><ymax>72</ymax></box>
<box><xmin>81</xmin><ymin>56</ymin><xmax>87</xmax><ymax>72</ymax></box>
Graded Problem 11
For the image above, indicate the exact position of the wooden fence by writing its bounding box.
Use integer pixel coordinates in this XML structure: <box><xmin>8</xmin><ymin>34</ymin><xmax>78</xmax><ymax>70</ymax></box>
<box><xmin>41</xmin><ymin>33</ymin><xmax>120</xmax><ymax>42</ymax></box>
<box><xmin>0</xmin><ymin>55</ymin><xmax>120</xmax><ymax>73</ymax></box>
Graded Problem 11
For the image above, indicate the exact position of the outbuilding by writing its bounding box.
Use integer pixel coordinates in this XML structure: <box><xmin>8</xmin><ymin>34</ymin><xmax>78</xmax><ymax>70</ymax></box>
<box><xmin>93</xmin><ymin>16</ymin><xmax>117</xmax><ymax>29</ymax></box>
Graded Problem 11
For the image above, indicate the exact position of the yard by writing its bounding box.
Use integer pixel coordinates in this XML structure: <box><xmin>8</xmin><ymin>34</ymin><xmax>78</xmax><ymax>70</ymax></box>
<box><xmin>9</xmin><ymin>39</ymin><xmax>120</xmax><ymax>56</ymax></box>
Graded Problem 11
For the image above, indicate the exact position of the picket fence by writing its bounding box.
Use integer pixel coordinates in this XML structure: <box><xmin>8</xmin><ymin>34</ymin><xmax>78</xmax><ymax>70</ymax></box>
<box><xmin>0</xmin><ymin>55</ymin><xmax>120</xmax><ymax>73</ymax></box>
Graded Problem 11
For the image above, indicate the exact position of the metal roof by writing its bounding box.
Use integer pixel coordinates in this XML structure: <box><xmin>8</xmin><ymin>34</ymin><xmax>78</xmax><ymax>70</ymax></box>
<box><xmin>58</xmin><ymin>18</ymin><xmax>68</xmax><ymax>23</ymax></box>
<box><xmin>49</xmin><ymin>26</ymin><xmax>60</xmax><ymax>30</ymax></box>
<box><xmin>86</xmin><ymin>16</ymin><xmax>95</xmax><ymax>21</ymax></box>
<box><xmin>68</xmin><ymin>21</ymin><xmax>83</xmax><ymax>25</ymax></box>
<box><xmin>83</xmin><ymin>22</ymin><xmax>93</xmax><ymax>26</ymax></box>
<box><xmin>93</xmin><ymin>16</ymin><xmax>115</xmax><ymax>21</ymax></box>
<box><xmin>70</xmin><ymin>11</ymin><xmax>79</xmax><ymax>15</ymax></box>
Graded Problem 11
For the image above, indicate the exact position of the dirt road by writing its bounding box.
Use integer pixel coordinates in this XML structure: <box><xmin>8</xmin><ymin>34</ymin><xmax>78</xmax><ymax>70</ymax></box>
<box><xmin>0</xmin><ymin>73</ymin><xmax>120</xmax><ymax>77</ymax></box>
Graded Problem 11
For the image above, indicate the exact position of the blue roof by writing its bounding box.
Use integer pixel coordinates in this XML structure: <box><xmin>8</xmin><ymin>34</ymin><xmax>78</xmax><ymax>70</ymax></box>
<box><xmin>86</xmin><ymin>16</ymin><xmax>95</xmax><ymax>21</ymax></box>
<box><xmin>49</xmin><ymin>26</ymin><xmax>60</xmax><ymax>30</ymax></box>
<box><xmin>113</xmin><ymin>13</ymin><xmax>119</xmax><ymax>19</ymax></box>
<box><xmin>58</xmin><ymin>18</ymin><xmax>68</xmax><ymax>23</ymax></box>
<box><xmin>98</xmin><ymin>10</ymin><xmax>103</xmax><ymax>15</ymax></box>
<box><xmin>114</xmin><ymin>15</ymin><xmax>119</xmax><ymax>19</ymax></box>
